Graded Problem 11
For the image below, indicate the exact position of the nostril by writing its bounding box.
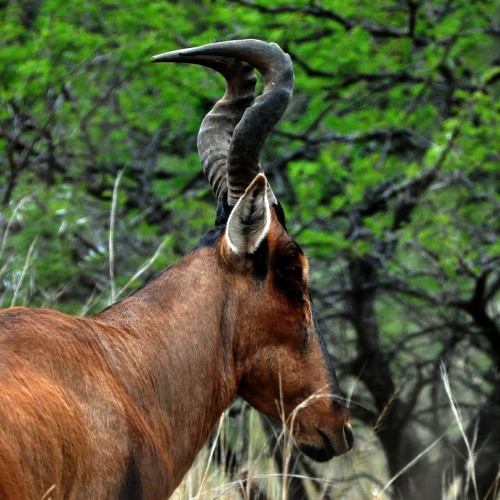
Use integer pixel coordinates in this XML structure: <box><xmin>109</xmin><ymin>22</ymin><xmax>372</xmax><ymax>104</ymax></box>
<box><xmin>344</xmin><ymin>424</ymin><xmax>354</xmax><ymax>450</ymax></box>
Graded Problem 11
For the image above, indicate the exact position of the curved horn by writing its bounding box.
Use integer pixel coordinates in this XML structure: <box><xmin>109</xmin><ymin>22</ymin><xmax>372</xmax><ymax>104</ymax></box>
<box><xmin>152</xmin><ymin>51</ymin><xmax>256</xmax><ymax>202</ymax></box>
<box><xmin>153</xmin><ymin>39</ymin><xmax>294</xmax><ymax>206</ymax></box>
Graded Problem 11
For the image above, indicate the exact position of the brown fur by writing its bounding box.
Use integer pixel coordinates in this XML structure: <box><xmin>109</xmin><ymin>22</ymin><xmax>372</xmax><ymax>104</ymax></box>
<box><xmin>0</xmin><ymin>208</ymin><xmax>351</xmax><ymax>498</ymax></box>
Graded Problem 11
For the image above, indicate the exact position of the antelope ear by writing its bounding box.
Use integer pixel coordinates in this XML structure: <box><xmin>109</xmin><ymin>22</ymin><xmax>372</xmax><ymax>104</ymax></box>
<box><xmin>226</xmin><ymin>173</ymin><xmax>271</xmax><ymax>255</ymax></box>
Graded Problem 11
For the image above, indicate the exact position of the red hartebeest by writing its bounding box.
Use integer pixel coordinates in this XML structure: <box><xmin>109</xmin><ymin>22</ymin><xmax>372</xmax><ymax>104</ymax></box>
<box><xmin>0</xmin><ymin>40</ymin><xmax>352</xmax><ymax>499</ymax></box>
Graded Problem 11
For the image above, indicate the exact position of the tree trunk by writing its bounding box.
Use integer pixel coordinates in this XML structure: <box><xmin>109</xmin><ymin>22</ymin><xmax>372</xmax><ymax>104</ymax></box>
<box><xmin>349</xmin><ymin>256</ymin><xmax>441</xmax><ymax>499</ymax></box>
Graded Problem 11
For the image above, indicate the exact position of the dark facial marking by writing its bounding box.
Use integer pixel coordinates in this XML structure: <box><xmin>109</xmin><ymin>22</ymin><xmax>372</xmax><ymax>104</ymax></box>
<box><xmin>274</xmin><ymin>242</ymin><xmax>307</xmax><ymax>303</ymax></box>
<box><xmin>310</xmin><ymin>302</ymin><xmax>344</xmax><ymax>405</ymax></box>
<box><xmin>249</xmin><ymin>237</ymin><xmax>269</xmax><ymax>281</ymax></box>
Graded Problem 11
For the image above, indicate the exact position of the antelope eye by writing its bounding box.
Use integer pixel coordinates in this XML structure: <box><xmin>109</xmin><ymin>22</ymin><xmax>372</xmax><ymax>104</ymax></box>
<box><xmin>277</xmin><ymin>262</ymin><xmax>303</xmax><ymax>283</ymax></box>
<box><xmin>276</xmin><ymin>262</ymin><xmax>306</xmax><ymax>302</ymax></box>
<box><xmin>285</xmin><ymin>265</ymin><xmax>302</xmax><ymax>279</ymax></box>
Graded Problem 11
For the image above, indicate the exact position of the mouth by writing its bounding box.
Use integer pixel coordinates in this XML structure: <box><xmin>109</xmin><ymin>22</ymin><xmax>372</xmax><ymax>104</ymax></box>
<box><xmin>298</xmin><ymin>426</ymin><xmax>353</xmax><ymax>462</ymax></box>
<box><xmin>298</xmin><ymin>429</ymin><xmax>336</xmax><ymax>462</ymax></box>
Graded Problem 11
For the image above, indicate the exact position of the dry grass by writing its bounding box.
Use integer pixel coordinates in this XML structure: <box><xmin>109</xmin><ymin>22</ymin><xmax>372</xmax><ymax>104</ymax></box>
<box><xmin>171</xmin><ymin>385</ymin><xmax>387</xmax><ymax>500</ymax></box>
<box><xmin>171</xmin><ymin>369</ymin><xmax>486</xmax><ymax>500</ymax></box>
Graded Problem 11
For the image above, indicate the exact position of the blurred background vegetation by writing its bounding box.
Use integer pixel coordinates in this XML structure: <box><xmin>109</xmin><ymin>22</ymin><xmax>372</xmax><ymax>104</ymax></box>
<box><xmin>1</xmin><ymin>0</ymin><xmax>499</xmax><ymax>498</ymax></box>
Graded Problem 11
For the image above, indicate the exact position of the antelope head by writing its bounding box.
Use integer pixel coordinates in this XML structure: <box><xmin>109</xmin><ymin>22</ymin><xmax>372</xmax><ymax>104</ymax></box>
<box><xmin>152</xmin><ymin>40</ymin><xmax>353</xmax><ymax>460</ymax></box>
